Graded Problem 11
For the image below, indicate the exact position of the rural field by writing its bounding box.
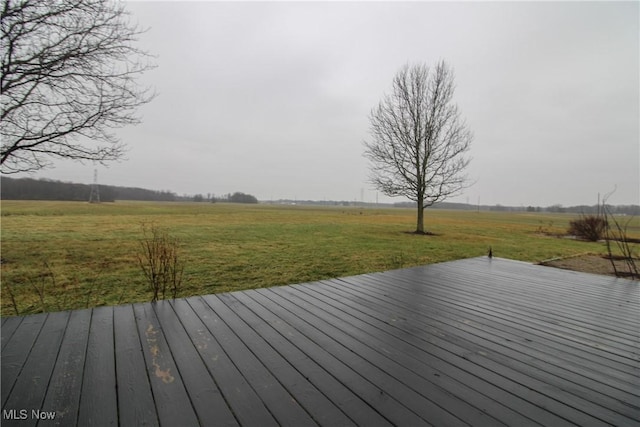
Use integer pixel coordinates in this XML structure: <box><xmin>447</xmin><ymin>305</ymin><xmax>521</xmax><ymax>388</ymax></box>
<box><xmin>1</xmin><ymin>200</ymin><xmax>636</xmax><ymax>316</ymax></box>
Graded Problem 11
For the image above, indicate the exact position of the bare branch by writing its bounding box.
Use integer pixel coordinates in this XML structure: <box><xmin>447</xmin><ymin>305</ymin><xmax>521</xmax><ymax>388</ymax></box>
<box><xmin>1</xmin><ymin>0</ymin><xmax>156</xmax><ymax>173</ymax></box>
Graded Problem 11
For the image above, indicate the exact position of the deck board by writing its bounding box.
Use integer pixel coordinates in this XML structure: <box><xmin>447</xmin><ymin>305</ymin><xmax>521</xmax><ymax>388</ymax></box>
<box><xmin>236</xmin><ymin>290</ymin><xmax>427</xmax><ymax>427</ymax></box>
<box><xmin>292</xmin><ymin>282</ymin><xmax>543</xmax><ymax>427</ymax></box>
<box><xmin>2</xmin><ymin>257</ymin><xmax>639</xmax><ymax>426</ymax></box>
<box><xmin>177</xmin><ymin>296</ymin><xmax>279</xmax><ymax>427</ymax></box>
<box><xmin>1</xmin><ymin>316</ymin><xmax>23</xmax><ymax>351</ymax></box>
<box><xmin>1</xmin><ymin>314</ymin><xmax>46</xmax><ymax>408</ymax></box>
<box><xmin>133</xmin><ymin>302</ymin><xmax>201</xmax><ymax>426</ymax></box>
<box><xmin>113</xmin><ymin>304</ymin><xmax>158</xmax><ymax>427</ymax></box>
<box><xmin>3</xmin><ymin>311</ymin><xmax>69</xmax><ymax>427</ymax></box>
<box><xmin>338</xmin><ymin>274</ymin><xmax>639</xmax><ymax>388</ymax></box>
<box><xmin>153</xmin><ymin>300</ymin><xmax>238</xmax><ymax>426</ymax></box>
<box><xmin>41</xmin><ymin>309</ymin><xmax>91</xmax><ymax>426</ymax></box>
<box><xmin>264</xmin><ymin>286</ymin><xmax>498</xmax><ymax>426</ymax></box>
<box><xmin>198</xmin><ymin>294</ymin><xmax>317</xmax><ymax>427</ymax></box>
<box><xmin>251</xmin><ymin>288</ymin><xmax>469</xmax><ymax>427</ymax></box>
<box><xmin>226</xmin><ymin>291</ymin><xmax>391</xmax><ymax>426</ymax></box>
<box><xmin>208</xmin><ymin>293</ymin><xmax>357</xmax><ymax>427</ymax></box>
<box><xmin>320</xmin><ymin>276</ymin><xmax>636</xmax><ymax>426</ymax></box>
<box><xmin>77</xmin><ymin>306</ymin><xmax>118</xmax><ymax>427</ymax></box>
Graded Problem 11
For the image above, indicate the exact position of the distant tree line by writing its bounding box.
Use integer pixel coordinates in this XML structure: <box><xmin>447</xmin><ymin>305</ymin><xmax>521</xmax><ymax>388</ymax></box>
<box><xmin>263</xmin><ymin>199</ymin><xmax>639</xmax><ymax>214</ymax></box>
<box><xmin>2</xmin><ymin>177</ymin><xmax>636</xmax><ymax>214</ymax></box>
<box><xmin>226</xmin><ymin>192</ymin><xmax>258</xmax><ymax>204</ymax></box>
<box><xmin>192</xmin><ymin>192</ymin><xmax>258</xmax><ymax>204</ymax></box>
<box><xmin>392</xmin><ymin>200</ymin><xmax>640</xmax><ymax>215</ymax></box>
<box><xmin>1</xmin><ymin>177</ymin><xmax>176</xmax><ymax>202</ymax></box>
<box><xmin>1</xmin><ymin>177</ymin><xmax>261</xmax><ymax>204</ymax></box>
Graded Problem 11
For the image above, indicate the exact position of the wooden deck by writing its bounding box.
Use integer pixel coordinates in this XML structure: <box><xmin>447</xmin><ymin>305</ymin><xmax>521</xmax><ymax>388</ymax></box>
<box><xmin>1</xmin><ymin>257</ymin><xmax>639</xmax><ymax>426</ymax></box>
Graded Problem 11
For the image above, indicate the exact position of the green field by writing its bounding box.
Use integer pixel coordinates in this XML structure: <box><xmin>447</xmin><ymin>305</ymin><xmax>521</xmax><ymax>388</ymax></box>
<box><xmin>1</xmin><ymin>200</ymin><xmax>634</xmax><ymax>316</ymax></box>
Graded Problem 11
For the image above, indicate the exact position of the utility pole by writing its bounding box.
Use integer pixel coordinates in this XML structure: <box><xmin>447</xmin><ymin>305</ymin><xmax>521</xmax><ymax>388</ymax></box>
<box><xmin>89</xmin><ymin>169</ymin><xmax>100</xmax><ymax>203</ymax></box>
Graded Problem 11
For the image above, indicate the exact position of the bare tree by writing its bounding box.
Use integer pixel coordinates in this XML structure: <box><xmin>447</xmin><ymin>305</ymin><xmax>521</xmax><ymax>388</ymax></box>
<box><xmin>1</xmin><ymin>0</ymin><xmax>155</xmax><ymax>174</ymax></box>
<box><xmin>364</xmin><ymin>61</ymin><xmax>472</xmax><ymax>234</ymax></box>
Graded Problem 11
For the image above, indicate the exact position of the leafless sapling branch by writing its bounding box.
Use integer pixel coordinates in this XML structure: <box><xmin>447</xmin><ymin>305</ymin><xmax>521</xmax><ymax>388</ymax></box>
<box><xmin>602</xmin><ymin>188</ymin><xmax>638</xmax><ymax>280</ymax></box>
<box><xmin>137</xmin><ymin>223</ymin><xmax>184</xmax><ymax>302</ymax></box>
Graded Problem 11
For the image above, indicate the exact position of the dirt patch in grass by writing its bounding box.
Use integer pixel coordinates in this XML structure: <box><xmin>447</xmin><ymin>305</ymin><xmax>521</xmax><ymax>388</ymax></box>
<box><xmin>402</xmin><ymin>231</ymin><xmax>440</xmax><ymax>236</ymax></box>
<box><xmin>540</xmin><ymin>253</ymin><xmax>639</xmax><ymax>279</ymax></box>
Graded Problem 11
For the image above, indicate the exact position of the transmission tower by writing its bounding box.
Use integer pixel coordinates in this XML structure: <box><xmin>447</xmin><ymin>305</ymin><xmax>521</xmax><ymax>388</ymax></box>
<box><xmin>89</xmin><ymin>169</ymin><xmax>100</xmax><ymax>203</ymax></box>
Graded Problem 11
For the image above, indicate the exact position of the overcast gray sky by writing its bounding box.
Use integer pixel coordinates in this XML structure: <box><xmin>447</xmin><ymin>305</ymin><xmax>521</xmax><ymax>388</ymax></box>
<box><xmin>20</xmin><ymin>1</ymin><xmax>639</xmax><ymax>206</ymax></box>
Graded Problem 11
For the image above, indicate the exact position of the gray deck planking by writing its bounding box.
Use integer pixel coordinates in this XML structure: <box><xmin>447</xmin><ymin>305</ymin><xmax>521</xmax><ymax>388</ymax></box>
<box><xmin>1</xmin><ymin>257</ymin><xmax>639</xmax><ymax>426</ymax></box>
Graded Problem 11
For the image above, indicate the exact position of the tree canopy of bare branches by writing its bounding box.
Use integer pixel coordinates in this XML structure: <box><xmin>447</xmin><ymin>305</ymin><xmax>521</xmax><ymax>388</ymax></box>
<box><xmin>364</xmin><ymin>61</ymin><xmax>472</xmax><ymax>234</ymax></box>
<box><xmin>0</xmin><ymin>0</ymin><xmax>155</xmax><ymax>173</ymax></box>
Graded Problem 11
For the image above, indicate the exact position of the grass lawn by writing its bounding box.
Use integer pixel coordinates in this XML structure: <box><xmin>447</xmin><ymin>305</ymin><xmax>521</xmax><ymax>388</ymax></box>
<box><xmin>1</xmin><ymin>200</ymin><xmax>633</xmax><ymax>316</ymax></box>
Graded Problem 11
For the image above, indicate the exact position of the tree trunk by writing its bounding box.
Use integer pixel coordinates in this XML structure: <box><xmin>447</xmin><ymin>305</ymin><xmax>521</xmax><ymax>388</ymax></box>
<box><xmin>416</xmin><ymin>196</ymin><xmax>425</xmax><ymax>234</ymax></box>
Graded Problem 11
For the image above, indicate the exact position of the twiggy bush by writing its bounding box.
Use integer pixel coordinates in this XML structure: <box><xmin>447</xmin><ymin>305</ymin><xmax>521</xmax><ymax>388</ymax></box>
<box><xmin>137</xmin><ymin>224</ymin><xmax>184</xmax><ymax>302</ymax></box>
<box><xmin>568</xmin><ymin>214</ymin><xmax>606</xmax><ymax>241</ymax></box>
<box><xmin>603</xmin><ymin>208</ymin><xmax>639</xmax><ymax>279</ymax></box>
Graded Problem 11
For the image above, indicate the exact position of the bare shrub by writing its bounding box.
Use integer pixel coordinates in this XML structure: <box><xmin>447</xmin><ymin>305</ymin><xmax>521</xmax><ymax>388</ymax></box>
<box><xmin>568</xmin><ymin>215</ymin><xmax>606</xmax><ymax>241</ymax></box>
<box><xmin>603</xmin><ymin>209</ymin><xmax>639</xmax><ymax>280</ymax></box>
<box><xmin>600</xmin><ymin>188</ymin><xmax>638</xmax><ymax>280</ymax></box>
<box><xmin>137</xmin><ymin>224</ymin><xmax>184</xmax><ymax>302</ymax></box>
<box><xmin>26</xmin><ymin>261</ymin><xmax>57</xmax><ymax>313</ymax></box>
